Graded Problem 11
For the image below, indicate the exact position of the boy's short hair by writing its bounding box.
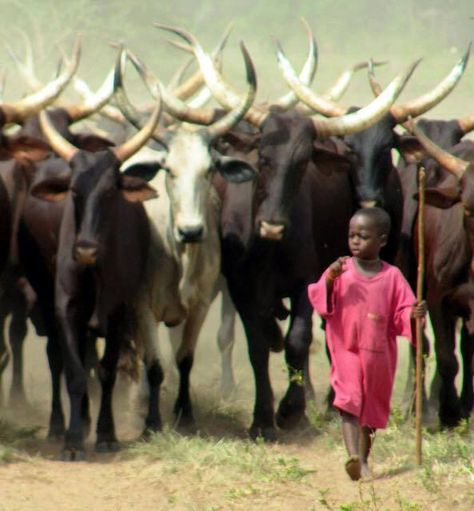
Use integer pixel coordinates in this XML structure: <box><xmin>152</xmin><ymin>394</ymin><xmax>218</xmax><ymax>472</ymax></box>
<box><xmin>352</xmin><ymin>207</ymin><xmax>391</xmax><ymax>236</ymax></box>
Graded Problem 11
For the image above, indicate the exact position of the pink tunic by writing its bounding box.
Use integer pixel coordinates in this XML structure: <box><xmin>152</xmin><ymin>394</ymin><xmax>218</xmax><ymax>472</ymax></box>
<box><xmin>308</xmin><ymin>258</ymin><xmax>415</xmax><ymax>429</ymax></box>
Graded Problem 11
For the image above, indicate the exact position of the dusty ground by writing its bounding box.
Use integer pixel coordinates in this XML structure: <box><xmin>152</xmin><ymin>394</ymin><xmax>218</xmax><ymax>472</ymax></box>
<box><xmin>0</xmin><ymin>301</ymin><xmax>472</xmax><ymax>511</ymax></box>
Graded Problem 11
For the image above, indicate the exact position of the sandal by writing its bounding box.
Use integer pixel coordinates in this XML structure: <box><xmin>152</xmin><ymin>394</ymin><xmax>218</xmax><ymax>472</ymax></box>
<box><xmin>345</xmin><ymin>455</ymin><xmax>361</xmax><ymax>481</ymax></box>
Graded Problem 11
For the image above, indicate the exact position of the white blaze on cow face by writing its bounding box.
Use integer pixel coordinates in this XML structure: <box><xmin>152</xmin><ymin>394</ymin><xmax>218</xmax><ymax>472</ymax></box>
<box><xmin>163</xmin><ymin>131</ymin><xmax>213</xmax><ymax>243</ymax></box>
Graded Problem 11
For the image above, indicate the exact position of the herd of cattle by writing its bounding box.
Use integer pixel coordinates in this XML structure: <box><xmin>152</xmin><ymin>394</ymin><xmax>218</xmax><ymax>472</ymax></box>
<box><xmin>0</xmin><ymin>21</ymin><xmax>473</xmax><ymax>460</ymax></box>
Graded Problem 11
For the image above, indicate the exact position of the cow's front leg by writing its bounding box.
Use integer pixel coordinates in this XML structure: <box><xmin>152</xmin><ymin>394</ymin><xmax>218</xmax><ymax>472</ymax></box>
<box><xmin>56</xmin><ymin>279</ymin><xmax>90</xmax><ymax>460</ymax></box>
<box><xmin>430</xmin><ymin>302</ymin><xmax>462</xmax><ymax>427</ymax></box>
<box><xmin>95</xmin><ymin>311</ymin><xmax>123</xmax><ymax>452</ymax></box>
<box><xmin>276</xmin><ymin>290</ymin><xmax>312</xmax><ymax>430</ymax></box>
<box><xmin>172</xmin><ymin>305</ymin><xmax>209</xmax><ymax>431</ymax></box>
<box><xmin>237</xmin><ymin>307</ymin><xmax>275</xmax><ymax>441</ymax></box>
<box><xmin>136</xmin><ymin>304</ymin><xmax>164</xmax><ymax>436</ymax></box>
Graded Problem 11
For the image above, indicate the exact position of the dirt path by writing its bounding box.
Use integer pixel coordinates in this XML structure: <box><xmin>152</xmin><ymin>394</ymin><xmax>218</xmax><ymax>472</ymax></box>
<box><xmin>0</xmin><ymin>306</ymin><xmax>471</xmax><ymax>511</ymax></box>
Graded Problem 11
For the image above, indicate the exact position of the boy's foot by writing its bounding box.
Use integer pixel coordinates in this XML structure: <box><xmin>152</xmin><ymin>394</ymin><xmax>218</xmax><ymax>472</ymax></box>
<box><xmin>360</xmin><ymin>462</ymin><xmax>372</xmax><ymax>480</ymax></box>
<box><xmin>345</xmin><ymin>455</ymin><xmax>361</xmax><ymax>481</ymax></box>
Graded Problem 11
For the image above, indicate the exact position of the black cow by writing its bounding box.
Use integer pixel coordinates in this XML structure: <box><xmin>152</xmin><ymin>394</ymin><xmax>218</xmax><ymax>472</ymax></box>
<box><xmin>29</xmin><ymin>96</ymin><xmax>160</xmax><ymax>459</ymax></box>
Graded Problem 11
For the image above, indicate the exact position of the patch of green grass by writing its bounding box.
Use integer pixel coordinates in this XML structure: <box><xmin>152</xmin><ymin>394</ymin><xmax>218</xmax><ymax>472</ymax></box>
<box><xmin>125</xmin><ymin>429</ymin><xmax>314</xmax><ymax>484</ymax></box>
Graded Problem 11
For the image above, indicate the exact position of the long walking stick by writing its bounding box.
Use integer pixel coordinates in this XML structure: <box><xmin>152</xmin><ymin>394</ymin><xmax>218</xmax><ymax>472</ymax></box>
<box><xmin>415</xmin><ymin>164</ymin><xmax>426</xmax><ymax>466</ymax></box>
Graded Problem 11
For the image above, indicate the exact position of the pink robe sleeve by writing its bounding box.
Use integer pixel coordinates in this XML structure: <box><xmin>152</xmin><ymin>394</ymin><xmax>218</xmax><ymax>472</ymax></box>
<box><xmin>308</xmin><ymin>269</ymin><xmax>336</xmax><ymax>318</ymax></box>
<box><xmin>392</xmin><ymin>272</ymin><xmax>416</xmax><ymax>344</ymax></box>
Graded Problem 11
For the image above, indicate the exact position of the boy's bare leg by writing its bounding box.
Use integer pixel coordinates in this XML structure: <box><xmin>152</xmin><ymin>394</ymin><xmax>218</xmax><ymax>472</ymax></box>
<box><xmin>360</xmin><ymin>426</ymin><xmax>375</xmax><ymax>478</ymax></box>
<box><xmin>341</xmin><ymin>411</ymin><xmax>361</xmax><ymax>480</ymax></box>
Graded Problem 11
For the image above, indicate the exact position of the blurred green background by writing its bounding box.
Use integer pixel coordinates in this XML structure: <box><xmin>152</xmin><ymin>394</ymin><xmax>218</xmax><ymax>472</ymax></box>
<box><xmin>1</xmin><ymin>0</ymin><xmax>473</xmax><ymax>117</ymax></box>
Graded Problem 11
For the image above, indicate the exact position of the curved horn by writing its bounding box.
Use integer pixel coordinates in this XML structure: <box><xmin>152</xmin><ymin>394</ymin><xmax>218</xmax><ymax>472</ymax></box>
<box><xmin>368</xmin><ymin>58</ymin><xmax>384</xmax><ymax>96</ymax></box>
<box><xmin>39</xmin><ymin>109</ymin><xmax>79</xmax><ymax>161</ymax></box>
<box><xmin>205</xmin><ymin>41</ymin><xmax>257</xmax><ymax>141</ymax></box>
<box><xmin>1</xmin><ymin>37</ymin><xmax>81</xmax><ymax>124</ymax></box>
<box><xmin>113</xmin><ymin>48</ymin><xmax>168</xmax><ymax>147</ymax></box>
<box><xmin>407</xmin><ymin>119</ymin><xmax>469</xmax><ymax>180</ymax></box>
<box><xmin>273</xmin><ymin>18</ymin><xmax>318</xmax><ymax>109</ymax></box>
<box><xmin>73</xmin><ymin>75</ymin><xmax>126</xmax><ymax>124</ymax></box>
<box><xmin>112</xmin><ymin>52</ymin><xmax>165</xmax><ymax>161</ymax></box>
<box><xmin>126</xmin><ymin>48</ymin><xmax>218</xmax><ymax>125</ymax></box>
<box><xmin>391</xmin><ymin>44</ymin><xmax>470</xmax><ymax>123</ymax></box>
<box><xmin>65</xmin><ymin>68</ymin><xmax>115</xmax><ymax>121</ymax></box>
<box><xmin>5</xmin><ymin>28</ymin><xmax>43</xmax><ymax>91</ymax></box>
<box><xmin>457</xmin><ymin>112</ymin><xmax>474</xmax><ymax>134</ymax></box>
<box><xmin>312</xmin><ymin>62</ymin><xmax>419</xmax><ymax>138</ymax></box>
<box><xmin>170</xmin><ymin>24</ymin><xmax>232</xmax><ymax>100</ymax></box>
<box><xmin>325</xmin><ymin>59</ymin><xmax>387</xmax><ymax>101</ymax></box>
<box><xmin>155</xmin><ymin>23</ymin><xmax>268</xmax><ymax>126</ymax></box>
<box><xmin>275</xmin><ymin>39</ymin><xmax>347</xmax><ymax>117</ymax></box>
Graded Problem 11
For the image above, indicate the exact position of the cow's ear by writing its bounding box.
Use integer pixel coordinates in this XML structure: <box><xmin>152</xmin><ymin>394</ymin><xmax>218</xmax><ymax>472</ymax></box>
<box><xmin>413</xmin><ymin>186</ymin><xmax>460</xmax><ymax>208</ymax></box>
<box><xmin>396</xmin><ymin>135</ymin><xmax>427</xmax><ymax>164</ymax></box>
<box><xmin>73</xmin><ymin>134</ymin><xmax>115</xmax><ymax>152</ymax></box>
<box><xmin>0</xmin><ymin>136</ymin><xmax>51</xmax><ymax>163</ymax></box>
<box><xmin>215</xmin><ymin>156</ymin><xmax>257</xmax><ymax>183</ymax></box>
<box><xmin>30</xmin><ymin>175</ymin><xmax>71</xmax><ymax>202</ymax></box>
<box><xmin>122</xmin><ymin>162</ymin><xmax>161</xmax><ymax>182</ymax></box>
<box><xmin>120</xmin><ymin>175</ymin><xmax>158</xmax><ymax>202</ymax></box>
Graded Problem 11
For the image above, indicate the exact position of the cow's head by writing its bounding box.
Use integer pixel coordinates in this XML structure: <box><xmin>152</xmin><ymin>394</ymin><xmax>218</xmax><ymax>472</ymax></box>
<box><xmin>410</xmin><ymin>121</ymin><xmax>474</xmax><ymax>272</ymax></box>
<box><xmin>115</xmin><ymin>40</ymin><xmax>258</xmax><ymax>244</ymax></box>
<box><xmin>280</xmin><ymin>44</ymin><xmax>469</xmax><ymax>209</ymax></box>
<box><xmin>123</xmin><ymin>129</ymin><xmax>257</xmax><ymax>244</ymax></box>
<box><xmin>30</xmin><ymin>97</ymin><xmax>161</xmax><ymax>266</ymax></box>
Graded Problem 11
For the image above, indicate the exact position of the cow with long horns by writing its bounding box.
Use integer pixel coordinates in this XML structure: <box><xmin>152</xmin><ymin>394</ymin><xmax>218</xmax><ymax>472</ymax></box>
<box><xmin>404</xmin><ymin>121</ymin><xmax>474</xmax><ymax>427</ymax></box>
<box><xmin>0</xmin><ymin>39</ymin><xmax>81</xmax><ymax>409</ymax></box>
<box><xmin>115</xmin><ymin>40</ymin><xmax>258</xmax><ymax>433</ymax></box>
<box><xmin>28</xmin><ymin>53</ymin><xmax>161</xmax><ymax>458</ymax></box>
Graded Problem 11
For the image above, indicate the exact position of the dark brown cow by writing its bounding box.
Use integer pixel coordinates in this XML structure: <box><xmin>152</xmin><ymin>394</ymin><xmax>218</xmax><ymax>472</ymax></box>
<box><xmin>0</xmin><ymin>43</ymin><xmax>81</xmax><ymax>407</ymax></box>
<box><xmin>407</xmin><ymin>121</ymin><xmax>474</xmax><ymax>426</ymax></box>
<box><xmin>0</xmin><ymin>61</ymin><xmax>117</xmax><ymax>423</ymax></box>
<box><xmin>29</xmin><ymin>86</ymin><xmax>161</xmax><ymax>459</ymax></box>
<box><xmin>395</xmin><ymin>117</ymin><xmax>474</xmax><ymax>412</ymax></box>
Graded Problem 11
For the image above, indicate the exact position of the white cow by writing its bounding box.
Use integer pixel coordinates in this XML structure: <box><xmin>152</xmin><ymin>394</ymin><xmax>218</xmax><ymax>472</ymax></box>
<box><xmin>118</xmin><ymin>43</ymin><xmax>257</xmax><ymax>433</ymax></box>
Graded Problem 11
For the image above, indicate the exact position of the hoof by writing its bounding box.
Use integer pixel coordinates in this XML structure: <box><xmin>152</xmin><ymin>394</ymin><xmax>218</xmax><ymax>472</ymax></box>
<box><xmin>248</xmin><ymin>424</ymin><xmax>277</xmax><ymax>443</ymax></box>
<box><xmin>141</xmin><ymin>426</ymin><xmax>161</xmax><ymax>441</ymax></box>
<box><xmin>276</xmin><ymin>396</ymin><xmax>306</xmax><ymax>430</ymax></box>
<box><xmin>60</xmin><ymin>448</ymin><xmax>86</xmax><ymax>462</ymax></box>
<box><xmin>174</xmin><ymin>417</ymin><xmax>197</xmax><ymax>435</ymax></box>
<box><xmin>95</xmin><ymin>440</ymin><xmax>121</xmax><ymax>453</ymax></box>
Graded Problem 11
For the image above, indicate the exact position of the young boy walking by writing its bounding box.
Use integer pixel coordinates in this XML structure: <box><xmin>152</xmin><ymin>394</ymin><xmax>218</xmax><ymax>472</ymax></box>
<box><xmin>308</xmin><ymin>207</ymin><xmax>426</xmax><ymax>480</ymax></box>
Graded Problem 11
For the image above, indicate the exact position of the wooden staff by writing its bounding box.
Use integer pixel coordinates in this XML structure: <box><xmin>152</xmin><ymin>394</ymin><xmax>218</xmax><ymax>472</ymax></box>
<box><xmin>415</xmin><ymin>164</ymin><xmax>426</xmax><ymax>466</ymax></box>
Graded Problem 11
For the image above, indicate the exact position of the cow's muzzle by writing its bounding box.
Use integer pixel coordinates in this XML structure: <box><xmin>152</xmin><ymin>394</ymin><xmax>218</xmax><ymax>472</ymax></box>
<box><xmin>74</xmin><ymin>241</ymin><xmax>98</xmax><ymax>265</ymax></box>
<box><xmin>259</xmin><ymin>221</ymin><xmax>285</xmax><ymax>240</ymax></box>
<box><xmin>177</xmin><ymin>225</ymin><xmax>204</xmax><ymax>243</ymax></box>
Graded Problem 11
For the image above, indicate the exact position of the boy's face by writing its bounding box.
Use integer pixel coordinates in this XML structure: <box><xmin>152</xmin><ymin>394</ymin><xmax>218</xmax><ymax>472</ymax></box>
<box><xmin>348</xmin><ymin>214</ymin><xmax>387</xmax><ymax>260</ymax></box>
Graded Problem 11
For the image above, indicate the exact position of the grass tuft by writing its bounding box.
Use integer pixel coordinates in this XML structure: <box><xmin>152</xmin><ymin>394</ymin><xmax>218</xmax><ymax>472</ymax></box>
<box><xmin>0</xmin><ymin>418</ymin><xmax>39</xmax><ymax>464</ymax></box>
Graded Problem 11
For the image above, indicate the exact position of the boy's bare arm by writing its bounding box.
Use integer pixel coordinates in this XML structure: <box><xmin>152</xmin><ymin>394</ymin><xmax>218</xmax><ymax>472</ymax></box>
<box><xmin>326</xmin><ymin>256</ymin><xmax>349</xmax><ymax>303</ymax></box>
